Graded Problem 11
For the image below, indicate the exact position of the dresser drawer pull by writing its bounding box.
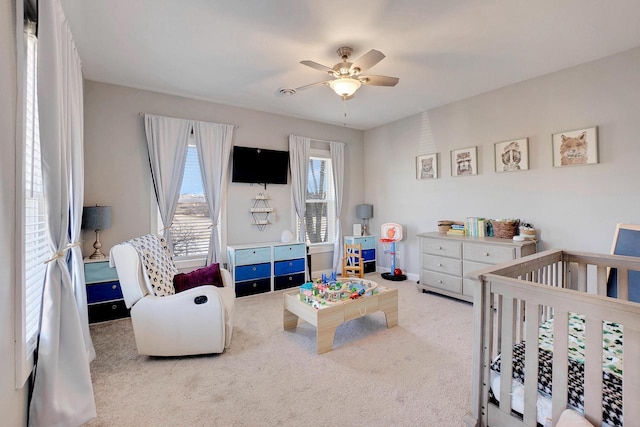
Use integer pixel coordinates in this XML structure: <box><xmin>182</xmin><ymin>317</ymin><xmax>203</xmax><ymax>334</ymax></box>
<box><xmin>252</xmin><ymin>282</ymin><xmax>257</xmax><ymax>288</ymax></box>
<box><xmin>289</xmin><ymin>262</ymin><xmax>293</xmax><ymax>266</ymax></box>
<box><xmin>252</xmin><ymin>267</ymin><xmax>257</xmax><ymax>271</ymax></box>
<box><xmin>483</xmin><ymin>252</ymin><xmax>490</xmax><ymax>256</ymax></box>
<box><xmin>112</xmin><ymin>284</ymin><xmax>117</xmax><ymax>290</ymax></box>
<box><xmin>437</xmin><ymin>263</ymin><xmax>443</xmax><ymax>267</ymax></box>
<box><xmin>438</xmin><ymin>280</ymin><xmax>443</xmax><ymax>284</ymax></box>
<box><xmin>289</xmin><ymin>276</ymin><xmax>293</xmax><ymax>281</ymax></box>
<box><xmin>111</xmin><ymin>304</ymin><xmax>117</xmax><ymax>310</ymax></box>
<box><xmin>437</xmin><ymin>246</ymin><xmax>442</xmax><ymax>250</ymax></box>
<box><xmin>358</xmin><ymin>307</ymin><xmax>367</xmax><ymax>316</ymax></box>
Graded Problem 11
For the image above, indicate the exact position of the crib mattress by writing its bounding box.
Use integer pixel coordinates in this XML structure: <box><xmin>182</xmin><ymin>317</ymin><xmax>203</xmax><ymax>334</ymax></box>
<box><xmin>490</xmin><ymin>313</ymin><xmax>623</xmax><ymax>426</ymax></box>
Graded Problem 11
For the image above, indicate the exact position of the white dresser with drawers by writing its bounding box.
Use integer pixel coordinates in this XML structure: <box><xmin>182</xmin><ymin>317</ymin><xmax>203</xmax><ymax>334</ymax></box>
<box><xmin>417</xmin><ymin>232</ymin><xmax>536</xmax><ymax>302</ymax></box>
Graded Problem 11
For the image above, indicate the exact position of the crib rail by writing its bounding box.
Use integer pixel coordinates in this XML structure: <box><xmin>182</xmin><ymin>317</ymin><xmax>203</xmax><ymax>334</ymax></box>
<box><xmin>466</xmin><ymin>249</ymin><xmax>640</xmax><ymax>427</ymax></box>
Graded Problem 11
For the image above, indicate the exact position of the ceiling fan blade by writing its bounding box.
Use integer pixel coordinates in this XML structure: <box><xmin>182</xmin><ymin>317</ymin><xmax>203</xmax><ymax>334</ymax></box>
<box><xmin>359</xmin><ymin>75</ymin><xmax>399</xmax><ymax>87</ymax></box>
<box><xmin>295</xmin><ymin>80</ymin><xmax>330</xmax><ymax>91</ymax></box>
<box><xmin>351</xmin><ymin>49</ymin><xmax>385</xmax><ymax>73</ymax></box>
<box><xmin>300</xmin><ymin>60</ymin><xmax>334</xmax><ymax>73</ymax></box>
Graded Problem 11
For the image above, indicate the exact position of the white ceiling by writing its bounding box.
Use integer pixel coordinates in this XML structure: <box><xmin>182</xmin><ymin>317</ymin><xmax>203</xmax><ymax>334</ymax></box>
<box><xmin>60</xmin><ymin>0</ymin><xmax>640</xmax><ymax>130</ymax></box>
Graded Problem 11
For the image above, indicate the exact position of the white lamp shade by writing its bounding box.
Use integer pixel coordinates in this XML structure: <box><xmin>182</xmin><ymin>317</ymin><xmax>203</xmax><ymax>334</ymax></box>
<box><xmin>329</xmin><ymin>78</ymin><xmax>362</xmax><ymax>97</ymax></box>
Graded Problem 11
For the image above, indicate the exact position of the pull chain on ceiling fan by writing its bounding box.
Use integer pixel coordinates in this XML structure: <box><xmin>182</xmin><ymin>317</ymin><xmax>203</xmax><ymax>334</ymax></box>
<box><xmin>295</xmin><ymin>47</ymin><xmax>399</xmax><ymax>100</ymax></box>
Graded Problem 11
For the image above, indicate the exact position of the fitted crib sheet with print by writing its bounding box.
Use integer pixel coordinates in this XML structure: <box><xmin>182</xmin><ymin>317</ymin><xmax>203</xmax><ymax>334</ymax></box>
<box><xmin>490</xmin><ymin>313</ymin><xmax>623</xmax><ymax>426</ymax></box>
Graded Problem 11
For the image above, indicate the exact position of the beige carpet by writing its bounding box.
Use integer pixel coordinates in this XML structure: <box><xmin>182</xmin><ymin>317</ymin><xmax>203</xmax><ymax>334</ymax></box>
<box><xmin>85</xmin><ymin>273</ymin><xmax>473</xmax><ymax>427</ymax></box>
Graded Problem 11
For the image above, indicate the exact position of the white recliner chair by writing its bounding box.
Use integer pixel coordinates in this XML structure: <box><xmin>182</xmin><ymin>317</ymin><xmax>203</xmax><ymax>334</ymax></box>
<box><xmin>110</xmin><ymin>237</ymin><xmax>235</xmax><ymax>356</ymax></box>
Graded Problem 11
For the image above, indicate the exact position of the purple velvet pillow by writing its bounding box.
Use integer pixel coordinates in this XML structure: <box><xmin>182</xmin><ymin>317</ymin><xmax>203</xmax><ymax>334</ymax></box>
<box><xmin>173</xmin><ymin>263</ymin><xmax>224</xmax><ymax>293</ymax></box>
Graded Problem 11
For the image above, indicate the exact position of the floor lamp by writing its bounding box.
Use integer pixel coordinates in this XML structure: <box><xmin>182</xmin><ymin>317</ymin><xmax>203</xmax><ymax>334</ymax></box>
<box><xmin>82</xmin><ymin>205</ymin><xmax>112</xmax><ymax>260</ymax></box>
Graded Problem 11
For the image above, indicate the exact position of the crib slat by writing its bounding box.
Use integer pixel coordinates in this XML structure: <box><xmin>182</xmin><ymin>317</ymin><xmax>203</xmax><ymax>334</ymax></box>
<box><xmin>523</xmin><ymin>302</ymin><xmax>539</xmax><ymax>426</ymax></box>
<box><xmin>624</xmin><ymin>326</ymin><xmax>640</xmax><ymax>425</ymax></box>
<box><xmin>596</xmin><ymin>265</ymin><xmax>607</xmax><ymax>296</ymax></box>
<box><xmin>583</xmin><ymin>316</ymin><xmax>603</xmax><ymax>426</ymax></box>
<box><xmin>577</xmin><ymin>263</ymin><xmax>587</xmax><ymax>293</ymax></box>
<box><xmin>552</xmin><ymin>309</ymin><xmax>569</xmax><ymax>425</ymax></box>
<box><xmin>618</xmin><ymin>268</ymin><xmax>629</xmax><ymax>300</ymax></box>
<box><xmin>499</xmin><ymin>296</ymin><xmax>515</xmax><ymax>413</ymax></box>
<box><xmin>496</xmin><ymin>295</ymin><xmax>503</xmax><ymax>357</ymax></box>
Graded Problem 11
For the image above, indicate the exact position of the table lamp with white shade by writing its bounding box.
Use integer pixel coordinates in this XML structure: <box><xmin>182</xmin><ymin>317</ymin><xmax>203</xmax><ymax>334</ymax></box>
<box><xmin>82</xmin><ymin>205</ymin><xmax>112</xmax><ymax>260</ymax></box>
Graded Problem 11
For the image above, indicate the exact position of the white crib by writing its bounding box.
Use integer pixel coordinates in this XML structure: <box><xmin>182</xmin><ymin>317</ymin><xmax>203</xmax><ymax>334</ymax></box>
<box><xmin>464</xmin><ymin>249</ymin><xmax>640</xmax><ymax>426</ymax></box>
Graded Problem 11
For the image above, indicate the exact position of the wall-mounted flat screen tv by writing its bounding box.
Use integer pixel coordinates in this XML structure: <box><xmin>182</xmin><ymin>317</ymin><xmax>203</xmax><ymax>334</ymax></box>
<box><xmin>231</xmin><ymin>146</ymin><xmax>289</xmax><ymax>185</ymax></box>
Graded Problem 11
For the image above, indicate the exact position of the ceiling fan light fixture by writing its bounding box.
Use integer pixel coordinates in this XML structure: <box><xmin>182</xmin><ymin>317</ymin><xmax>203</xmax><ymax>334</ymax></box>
<box><xmin>329</xmin><ymin>77</ymin><xmax>361</xmax><ymax>97</ymax></box>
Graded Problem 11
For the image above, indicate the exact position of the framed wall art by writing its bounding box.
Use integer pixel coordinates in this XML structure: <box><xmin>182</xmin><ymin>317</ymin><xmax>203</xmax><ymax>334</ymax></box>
<box><xmin>552</xmin><ymin>126</ymin><xmax>598</xmax><ymax>167</ymax></box>
<box><xmin>416</xmin><ymin>153</ymin><xmax>438</xmax><ymax>179</ymax></box>
<box><xmin>494</xmin><ymin>138</ymin><xmax>529</xmax><ymax>172</ymax></box>
<box><xmin>451</xmin><ymin>146</ymin><xmax>477</xmax><ymax>177</ymax></box>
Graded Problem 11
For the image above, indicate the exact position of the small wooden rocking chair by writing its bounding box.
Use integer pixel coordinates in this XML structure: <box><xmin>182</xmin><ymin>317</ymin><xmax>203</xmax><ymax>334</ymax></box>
<box><xmin>342</xmin><ymin>243</ymin><xmax>364</xmax><ymax>278</ymax></box>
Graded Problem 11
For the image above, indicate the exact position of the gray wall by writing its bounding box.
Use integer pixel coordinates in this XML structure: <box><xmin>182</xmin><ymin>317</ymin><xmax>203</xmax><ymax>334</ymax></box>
<box><xmin>83</xmin><ymin>81</ymin><xmax>364</xmax><ymax>271</ymax></box>
<box><xmin>1</xmin><ymin>0</ymin><xmax>28</xmax><ymax>424</ymax></box>
<box><xmin>364</xmin><ymin>47</ymin><xmax>640</xmax><ymax>278</ymax></box>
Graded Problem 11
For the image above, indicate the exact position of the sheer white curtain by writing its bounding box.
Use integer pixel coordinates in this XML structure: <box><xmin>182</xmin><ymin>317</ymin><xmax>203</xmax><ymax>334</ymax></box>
<box><xmin>144</xmin><ymin>114</ymin><xmax>192</xmax><ymax>250</ymax></box>
<box><xmin>29</xmin><ymin>0</ymin><xmax>96</xmax><ymax>425</ymax></box>
<box><xmin>288</xmin><ymin>135</ymin><xmax>310</xmax><ymax>242</ymax></box>
<box><xmin>330</xmin><ymin>142</ymin><xmax>345</xmax><ymax>272</ymax></box>
<box><xmin>193</xmin><ymin>121</ymin><xmax>234</xmax><ymax>264</ymax></box>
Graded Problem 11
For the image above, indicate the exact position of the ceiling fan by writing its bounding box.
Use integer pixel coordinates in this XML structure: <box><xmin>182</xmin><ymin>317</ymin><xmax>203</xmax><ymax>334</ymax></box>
<box><xmin>295</xmin><ymin>47</ymin><xmax>399</xmax><ymax>100</ymax></box>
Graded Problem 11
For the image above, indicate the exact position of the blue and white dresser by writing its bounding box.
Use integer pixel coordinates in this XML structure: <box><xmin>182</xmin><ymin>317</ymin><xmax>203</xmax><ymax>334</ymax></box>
<box><xmin>84</xmin><ymin>258</ymin><xmax>130</xmax><ymax>323</ymax></box>
<box><xmin>227</xmin><ymin>242</ymin><xmax>307</xmax><ymax>297</ymax></box>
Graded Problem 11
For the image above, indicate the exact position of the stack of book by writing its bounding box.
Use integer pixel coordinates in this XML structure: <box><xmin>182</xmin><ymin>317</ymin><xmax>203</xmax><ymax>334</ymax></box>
<box><xmin>446</xmin><ymin>223</ymin><xmax>466</xmax><ymax>236</ymax></box>
<box><xmin>464</xmin><ymin>217</ymin><xmax>489</xmax><ymax>237</ymax></box>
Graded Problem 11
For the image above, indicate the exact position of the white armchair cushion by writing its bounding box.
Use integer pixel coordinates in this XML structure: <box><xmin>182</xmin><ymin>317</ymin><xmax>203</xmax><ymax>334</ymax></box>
<box><xmin>125</xmin><ymin>234</ymin><xmax>178</xmax><ymax>297</ymax></box>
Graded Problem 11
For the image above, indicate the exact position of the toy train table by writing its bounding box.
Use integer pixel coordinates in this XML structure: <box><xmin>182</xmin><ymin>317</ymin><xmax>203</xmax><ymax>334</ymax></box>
<box><xmin>283</xmin><ymin>278</ymin><xmax>398</xmax><ymax>354</ymax></box>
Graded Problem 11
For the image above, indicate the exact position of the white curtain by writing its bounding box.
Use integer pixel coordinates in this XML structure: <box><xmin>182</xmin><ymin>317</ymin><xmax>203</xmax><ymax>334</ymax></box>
<box><xmin>288</xmin><ymin>135</ymin><xmax>310</xmax><ymax>243</ymax></box>
<box><xmin>69</xmin><ymin>53</ymin><xmax>95</xmax><ymax>362</ymax></box>
<box><xmin>29</xmin><ymin>0</ymin><xmax>96</xmax><ymax>425</ymax></box>
<box><xmin>193</xmin><ymin>122</ymin><xmax>234</xmax><ymax>264</ymax></box>
<box><xmin>144</xmin><ymin>114</ymin><xmax>191</xmax><ymax>250</ymax></box>
<box><xmin>330</xmin><ymin>142</ymin><xmax>345</xmax><ymax>272</ymax></box>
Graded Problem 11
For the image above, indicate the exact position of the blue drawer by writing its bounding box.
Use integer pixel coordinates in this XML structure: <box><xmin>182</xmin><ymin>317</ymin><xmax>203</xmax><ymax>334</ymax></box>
<box><xmin>87</xmin><ymin>280</ymin><xmax>123</xmax><ymax>304</ymax></box>
<box><xmin>236</xmin><ymin>278</ymin><xmax>271</xmax><ymax>297</ymax></box>
<box><xmin>234</xmin><ymin>247</ymin><xmax>271</xmax><ymax>266</ymax></box>
<box><xmin>85</xmin><ymin>261</ymin><xmax>118</xmax><ymax>284</ymax></box>
<box><xmin>345</xmin><ymin>236</ymin><xmax>376</xmax><ymax>250</ymax></box>
<box><xmin>274</xmin><ymin>258</ymin><xmax>305</xmax><ymax>276</ymax></box>
<box><xmin>235</xmin><ymin>262</ymin><xmax>271</xmax><ymax>281</ymax></box>
<box><xmin>273</xmin><ymin>243</ymin><xmax>306</xmax><ymax>261</ymax></box>
<box><xmin>363</xmin><ymin>249</ymin><xmax>375</xmax><ymax>262</ymax></box>
<box><xmin>357</xmin><ymin>237</ymin><xmax>376</xmax><ymax>250</ymax></box>
<box><xmin>274</xmin><ymin>272</ymin><xmax>306</xmax><ymax>291</ymax></box>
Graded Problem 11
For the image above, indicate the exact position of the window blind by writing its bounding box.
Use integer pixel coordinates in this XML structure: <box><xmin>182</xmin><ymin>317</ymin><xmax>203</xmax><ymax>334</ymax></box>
<box><xmin>169</xmin><ymin>144</ymin><xmax>212</xmax><ymax>257</ymax></box>
<box><xmin>304</xmin><ymin>156</ymin><xmax>335</xmax><ymax>244</ymax></box>
<box><xmin>24</xmin><ymin>29</ymin><xmax>48</xmax><ymax>356</ymax></box>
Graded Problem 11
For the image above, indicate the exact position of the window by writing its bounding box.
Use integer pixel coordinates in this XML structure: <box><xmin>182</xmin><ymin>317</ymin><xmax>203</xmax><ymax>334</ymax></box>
<box><xmin>300</xmin><ymin>152</ymin><xmax>336</xmax><ymax>245</ymax></box>
<box><xmin>18</xmin><ymin>23</ymin><xmax>48</xmax><ymax>384</ymax></box>
<box><xmin>157</xmin><ymin>141</ymin><xmax>213</xmax><ymax>259</ymax></box>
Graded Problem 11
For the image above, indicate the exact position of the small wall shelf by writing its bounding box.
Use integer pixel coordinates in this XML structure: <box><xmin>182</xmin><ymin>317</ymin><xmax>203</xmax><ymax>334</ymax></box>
<box><xmin>251</xmin><ymin>193</ymin><xmax>274</xmax><ymax>231</ymax></box>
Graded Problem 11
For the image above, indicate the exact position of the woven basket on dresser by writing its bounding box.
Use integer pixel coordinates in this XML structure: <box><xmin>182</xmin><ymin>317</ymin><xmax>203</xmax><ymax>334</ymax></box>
<box><xmin>490</xmin><ymin>219</ymin><xmax>519</xmax><ymax>239</ymax></box>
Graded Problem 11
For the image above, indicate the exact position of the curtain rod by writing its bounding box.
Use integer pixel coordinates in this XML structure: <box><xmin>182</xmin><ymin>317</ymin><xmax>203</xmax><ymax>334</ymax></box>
<box><xmin>139</xmin><ymin>112</ymin><xmax>238</xmax><ymax>129</ymax></box>
<box><xmin>290</xmin><ymin>134</ymin><xmax>345</xmax><ymax>145</ymax></box>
